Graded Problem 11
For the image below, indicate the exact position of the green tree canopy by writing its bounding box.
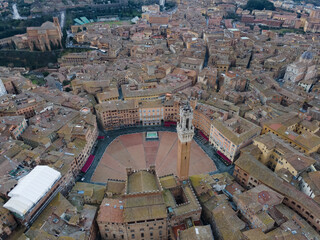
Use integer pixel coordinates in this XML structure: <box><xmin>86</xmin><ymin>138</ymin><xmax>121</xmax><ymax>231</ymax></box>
<box><xmin>244</xmin><ymin>0</ymin><xmax>275</xmax><ymax>11</ymax></box>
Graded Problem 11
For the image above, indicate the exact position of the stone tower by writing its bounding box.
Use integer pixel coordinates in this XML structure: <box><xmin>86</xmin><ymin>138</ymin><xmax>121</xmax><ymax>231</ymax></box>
<box><xmin>53</xmin><ymin>17</ymin><xmax>63</xmax><ymax>39</ymax></box>
<box><xmin>177</xmin><ymin>102</ymin><xmax>194</xmax><ymax>180</ymax></box>
<box><xmin>0</xmin><ymin>78</ymin><xmax>7</xmax><ymax>97</ymax></box>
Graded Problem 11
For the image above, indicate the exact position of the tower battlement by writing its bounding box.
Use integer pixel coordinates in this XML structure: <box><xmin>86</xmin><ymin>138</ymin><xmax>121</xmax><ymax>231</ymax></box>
<box><xmin>177</xmin><ymin>103</ymin><xmax>194</xmax><ymax>143</ymax></box>
<box><xmin>177</xmin><ymin>102</ymin><xmax>194</xmax><ymax>180</ymax></box>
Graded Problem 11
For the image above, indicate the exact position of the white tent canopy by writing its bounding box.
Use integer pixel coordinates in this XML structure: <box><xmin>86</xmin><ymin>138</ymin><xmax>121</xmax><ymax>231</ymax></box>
<box><xmin>4</xmin><ymin>165</ymin><xmax>61</xmax><ymax>217</ymax></box>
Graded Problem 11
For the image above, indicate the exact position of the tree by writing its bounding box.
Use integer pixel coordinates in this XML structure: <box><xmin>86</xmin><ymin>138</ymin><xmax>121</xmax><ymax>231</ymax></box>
<box><xmin>244</xmin><ymin>0</ymin><xmax>275</xmax><ymax>11</ymax></box>
<box><xmin>63</xmin><ymin>80</ymin><xmax>71</xmax><ymax>86</ymax></box>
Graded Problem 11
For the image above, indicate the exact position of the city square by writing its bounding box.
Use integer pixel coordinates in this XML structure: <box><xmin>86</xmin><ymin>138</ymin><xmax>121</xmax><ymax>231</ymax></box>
<box><xmin>91</xmin><ymin>131</ymin><xmax>216</xmax><ymax>182</ymax></box>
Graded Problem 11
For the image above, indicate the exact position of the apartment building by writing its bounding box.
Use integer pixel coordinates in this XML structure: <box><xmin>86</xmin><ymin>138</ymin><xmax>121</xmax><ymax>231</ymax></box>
<box><xmin>95</xmin><ymin>99</ymin><xmax>140</xmax><ymax>130</ymax></box>
<box><xmin>234</xmin><ymin>153</ymin><xmax>320</xmax><ymax>234</ymax></box>
<box><xmin>21</xmin><ymin>105</ymin><xmax>79</xmax><ymax>148</ymax></box>
<box><xmin>58</xmin><ymin>52</ymin><xmax>91</xmax><ymax>66</ymax></box>
<box><xmin>149</xmin><ymin>14</ymin><xmax>169</xmax><ymax>25</ymax></box>
<box><xmin>57</xmin><ymin>107</ymin><xmax>98</xmax><ymax>175</ymax></box>
<box><xmin>0</xmin><ymin>115</ymin><xmax>27</xmax><ymax>140</ymax></box>
<box><xmin>37</xmin><ymin>107</ymin><xmax>98</xmax><ymax>191</ymax></box>
<box><xmin>139</xmin><ymin>100</ymin><xmax>164</xmax><ymax>126</ymax></box>
<box><xmin>24</xmin><ymin>193</ymin><xmax>98</xmax><ymax>240</ymax></box>
<box><xmin>262</xmin><ymin>113</ymin><xmax>320</xmax><ymax>154</ymax></box>
<box><xmin>163</xmin><ymin>97</ymin><xmax>180</xmax><ymax>123</ymax></box>
<box><xmin>96</xmin><ymin>89</ymin><xmax>119</xmax><ymax>103</ymax></box>
<box><xmin>180</xmin><ymin>57</ymin><xmax>204</xmax><ymax>72</ymax></box>
<box><xmin>191</xmin><ymin>99</ymin><xmax>228</xmax><ymax>138</ymax></box>
<box><xmin>234</xmin><ymin>184</ymin><xmax>284</xmax><ymax>232</ymax></box>
<box><xmin>121</xmin><ymin>75</ymin><xmax>192</xmax><ymax>102</ymax></box>
<box><xmin>0</xmin><ymin>93</ymin><xmax>45</xmax><ymax>119</ymax></box>
<box><xmin>300</xmin><ymin>171</ymin><xmax>320</xmax><ymax>202</ymax></box>
<box><xmin>209</xmin><ymin>116</ymin><xmax>261</xmax><ymax>163</ymax></box>
<box><xmin>0</xmin><ymin>201</ymin><xmax>17</xmax><ymax>240</ymax></box>
<box><xmin>253</xmin><ymin>133</ymin><xmax>316</xmax><ymax>177</ymax></box>
<box><xmin>121</xmin><ymin>83</ymin><xmax>167</xmax><ymax>101</ymax></box>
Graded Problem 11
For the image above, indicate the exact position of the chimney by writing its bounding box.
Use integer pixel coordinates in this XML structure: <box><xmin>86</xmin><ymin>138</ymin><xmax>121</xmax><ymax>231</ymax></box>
<box><xmin>126</xmin><ymin>167</ymin><xmax>132</xmax><ymax>176</ymax></box>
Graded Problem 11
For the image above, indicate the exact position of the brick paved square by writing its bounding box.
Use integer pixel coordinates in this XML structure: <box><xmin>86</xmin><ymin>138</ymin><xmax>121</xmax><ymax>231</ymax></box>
<box><xmin>91</xmin><ymin>132</ymin><xmax>216</xmax><ymax>182</ymax></box>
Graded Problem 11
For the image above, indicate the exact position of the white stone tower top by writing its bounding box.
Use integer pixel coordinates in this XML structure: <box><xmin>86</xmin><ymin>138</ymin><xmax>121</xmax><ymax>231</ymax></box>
<box><xmin>177</xmin><ymin>102</ymin><xmax>194</xmax><ymax>143</ymax></box>
<box><xmin>0</xmin><ymin>78</ymin><xmax>7</xmax><ymax>97</ymax></box>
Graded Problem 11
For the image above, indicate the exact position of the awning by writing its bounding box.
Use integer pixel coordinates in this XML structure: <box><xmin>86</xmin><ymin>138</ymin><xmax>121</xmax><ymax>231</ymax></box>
<box><xmin>81</xmin><ymin>155</ymin><xmax>95</xmax><ymax>173</ymax></box>
<box><xmin>199</xmin><ymin>131</ymin><xmax>209</xmax><ymax>141</ymax></box>
<box><xmin>217</xmin><ymin>150</ymin><xmax>232</xmax><ymax>165</ymax></box>
<box><xmin>164</xmin><ymin>121</ymin><xmax>177</xmax><ymax>126</ymax></box>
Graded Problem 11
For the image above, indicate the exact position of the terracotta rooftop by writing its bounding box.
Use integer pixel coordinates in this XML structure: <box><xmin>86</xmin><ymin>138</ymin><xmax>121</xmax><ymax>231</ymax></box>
<box><xmin>253</xmin><ymin>133</ymin><xmax>316</xmax><ymax>172</ymax></box>
<box><xmin>127</xmin><ymin>170</ymin><xmax>160</xmax><ymax>194</ymax></box>
<box><xmin>179</xmin><ymin>225</ymin><xmax>214</xmax><ymax>240</ymax></box>
<box><xmin>97</xmin><ymin>198</ymin><xmax>124</xmax><ymax>223</ymax></box>
<box><xmin>235</xmin><ymin>154</ymin><xmax>320</xmax><ymax>219</ymax></box>
<box><xmin>212</xmin><ymin>116</ymin><xmax>261</xmax><ymax>145</ymax></box>
<box><xmin>212</xmin><ymin>202</ymin><xmax>246</xmax><ymax>240</ymax></box>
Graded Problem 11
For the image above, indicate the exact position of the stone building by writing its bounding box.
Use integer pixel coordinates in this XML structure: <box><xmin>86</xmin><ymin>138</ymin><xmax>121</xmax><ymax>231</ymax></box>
<box><xmin>0</xmin><ymin>115</ymin><xmax>28</xmax><ymax>140</ymax></box>
<box><xmin>209</xmin><ymin>116</ymin><xmax>262</xmax><ymax>163</ymax></box>
<box><xmin>24</xmin><ymin>193</ymin><xmax>98</xmax><ymax>240</ymax></box>
<box><xmin>233</xmin><ymin>153</ymin><xmax>320</xmax><ymax>235</ymax></box>
<box><xmin>180</xmin><ymin>57</ymin><xmax>204</xmax><ymax>72</ymax></box>
<box><xmin>0</xmin><ymin>200</ymin><xmax>17</xmax><ymax>240</ymax></box>
<box><xmin>97</xmin><ymin>167</ymin><xmax>202</xmax><ymax>240</ymax></box>
<box><xmin>253</xmin><ymin>133</ymin><xmax>316</xmax><ymax>178</ymax></box>
<box><xmin>3</xmin><ymin>17</ymin><xmax>64</xmax><ymax>52</ymax></box>
<box><xmin>178</xmin><ymin>225</ymin><xmax>214</xmax><ymax>239</ymax></box>
<box><xmin>234</xmin><ymin>184</ymin><xmax>284</xmax><ymax>232</ymax></box>
<box><xmin>0</xmin><ymin>93</ymin><xmax>45</xmax><ymax>119</ymax></box>
<box><xmin>284</xmin><ymin>51</ymin><xmax>318</xmax><ymax>83</ymax></box>
<box><xmin>26</xmin><ymin>17</ymin><xmax>62</xmax><ymax>51</ymax></box>
<box><xmin>95</xmin><ymin>99</ymin><xmax>140</xmax><ymax>130</ymax></box>
<box><xmin>57</xmin><ymin>107</ymin><xmax>98</xmax><ymax>177</ymax></box>
<box><xmin>262</xmin><ymin>113</ymin><xmax>320</xmax><ymax>155</ymax></box>
<box><xmin>300</xmin><ymin>171</ymin><xmax>320</xmax><ymax>202</ymax></box>
<box><xmin>139</xmin><ymin>100</ymin><xmax>164</xmax><ymax>126</ymax></box>
<box><xmin>191</xmin><ymin>99</ymin><xmax>228</xmax><ymax>139</ymax></box>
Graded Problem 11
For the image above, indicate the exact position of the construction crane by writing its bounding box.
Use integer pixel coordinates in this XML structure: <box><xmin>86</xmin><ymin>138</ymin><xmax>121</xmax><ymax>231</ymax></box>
<box><xmin>1</xmin><ymin>155</ymin><xmax>30</xmax><ymax>181</ymax></box>
<box><xmin>4</xmin><ymin>155</ymin><xmax>20</xmax><ymax>171</ymax></box>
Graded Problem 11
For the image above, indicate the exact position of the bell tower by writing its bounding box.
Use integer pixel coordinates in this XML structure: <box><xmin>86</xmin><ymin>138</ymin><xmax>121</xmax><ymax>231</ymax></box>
<box><xmin>177</xmin><ymin>102</ymin><xmax>194</xmax><ymax>180</ymax></box>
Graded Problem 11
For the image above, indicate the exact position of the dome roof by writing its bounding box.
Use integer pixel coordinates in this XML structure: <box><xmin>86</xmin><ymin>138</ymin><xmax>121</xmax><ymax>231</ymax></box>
<box><xmin>301</xmin><ymin>51</ymin><xmax>314</xmax><ymax>60</ymax></box>
<box><xmin>40</xmin><ymin>21</ymin><xmax>57</xmax><ymax>30</ymax></box>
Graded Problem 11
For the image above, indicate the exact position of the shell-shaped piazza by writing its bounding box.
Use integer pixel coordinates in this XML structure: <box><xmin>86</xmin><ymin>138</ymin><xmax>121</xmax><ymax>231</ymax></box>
<box><xmin>91</xmin><ymin>132</ymin><xmax>216</xmax><ymax>183</ymax></box>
